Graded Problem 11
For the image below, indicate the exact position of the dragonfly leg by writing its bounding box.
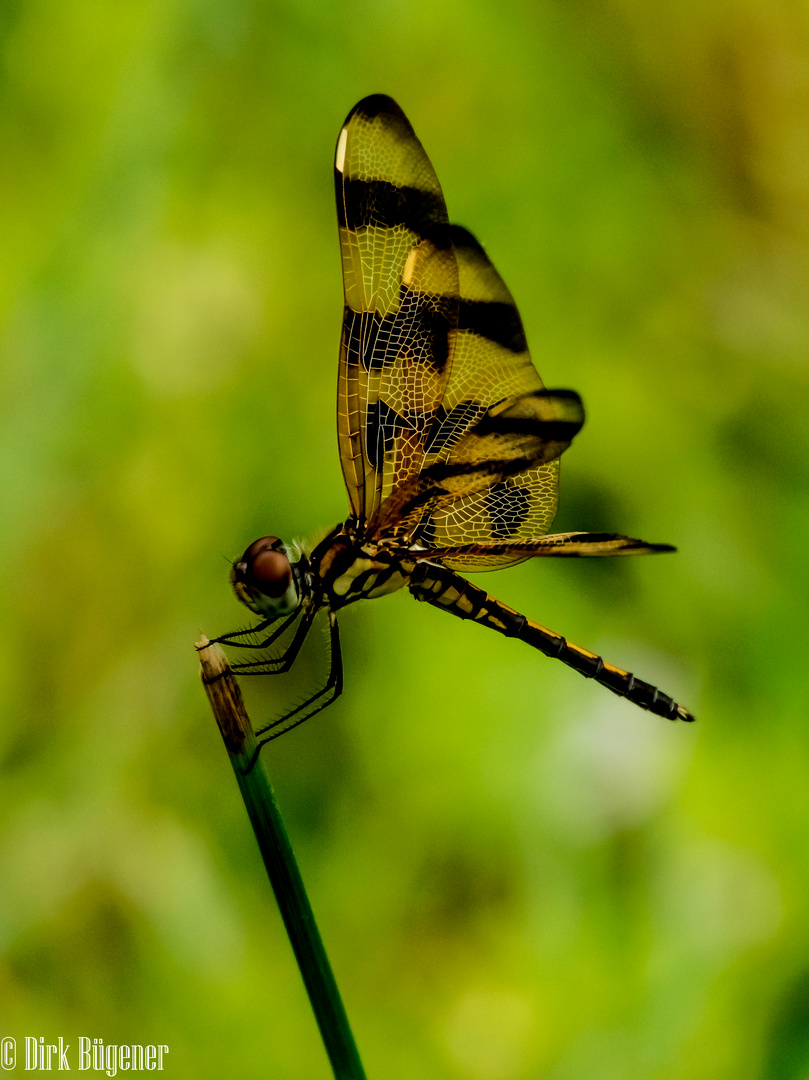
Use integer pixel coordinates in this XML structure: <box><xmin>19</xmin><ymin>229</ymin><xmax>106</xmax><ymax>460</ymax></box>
<box><xmin>230</xmin><ymin>605</ymin><xmax>317</xmax><ymax>674</ymax></box>
<box><xmin>241</xmin><ymin>612</ymin><xmax>343</xmax><ymax>770</ymax></box>
<box><xmin>210</xmin><ymin>610</ymin><xmax>299</xmax><ymax>650</ymax></box>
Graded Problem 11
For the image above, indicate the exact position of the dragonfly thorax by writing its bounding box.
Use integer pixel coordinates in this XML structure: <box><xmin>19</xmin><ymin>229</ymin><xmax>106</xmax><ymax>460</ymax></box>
<box><xmin>231</xmin><ymin>535</ymin><xmax>306</xmax><ymax>620</ymax></box>
<box><xmin>309</xmin><ymin>527</ymin><xmax>417</xmax><ymax>610</ymax></box>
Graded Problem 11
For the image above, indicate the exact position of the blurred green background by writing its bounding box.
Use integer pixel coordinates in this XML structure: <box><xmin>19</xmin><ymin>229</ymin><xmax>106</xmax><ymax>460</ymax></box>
<box><xmin>2</xmin><ymin>1</ymin><xmax>808</xmax><ymax>1077</ymax></box>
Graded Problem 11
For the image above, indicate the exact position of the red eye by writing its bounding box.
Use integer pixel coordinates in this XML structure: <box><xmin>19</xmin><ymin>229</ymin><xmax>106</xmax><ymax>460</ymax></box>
<box><xmin>234</xmin><ymin>536</ymin><xmax>291</xmax><ymax>599</ymax></box>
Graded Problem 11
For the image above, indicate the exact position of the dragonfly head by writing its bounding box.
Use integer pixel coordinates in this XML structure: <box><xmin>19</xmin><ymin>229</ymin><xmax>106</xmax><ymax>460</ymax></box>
<box><xmin>231</xmin><ymin>536</ymin><xmax>303</xmax><ymax>620</ymax></box>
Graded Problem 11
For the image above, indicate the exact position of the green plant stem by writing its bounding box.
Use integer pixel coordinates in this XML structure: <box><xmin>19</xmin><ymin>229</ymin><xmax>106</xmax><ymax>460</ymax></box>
<box><xmin>197</xmin><ymin>638</ymin><xmax>367</xmax><ymax>1080</ymax></box>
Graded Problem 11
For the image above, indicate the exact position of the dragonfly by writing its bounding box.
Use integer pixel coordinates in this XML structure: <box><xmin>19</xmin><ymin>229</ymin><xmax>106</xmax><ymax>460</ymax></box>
<box><xmin>213</xmin><ymin>94</ymin><xmax>694</xmax><ymax>752</ymax></box>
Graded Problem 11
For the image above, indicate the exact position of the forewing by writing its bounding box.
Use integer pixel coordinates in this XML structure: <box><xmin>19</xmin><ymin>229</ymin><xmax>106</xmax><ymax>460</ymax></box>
<box><xmin>372</xmin><ymin>227</ymin><xmax>584</xmax><ymax>569</ymax></box>
<box><xmin>335</xmin><ymin>95</ymin><xmax>457</xmax><ymax>522</ymax></box>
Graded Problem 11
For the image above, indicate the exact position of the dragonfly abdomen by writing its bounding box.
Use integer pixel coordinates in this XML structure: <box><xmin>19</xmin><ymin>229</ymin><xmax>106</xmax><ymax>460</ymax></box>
<box><xmin>410</xmin><ymin>562</ymin><xmax>694</xmax><ymax>723</ymax></box>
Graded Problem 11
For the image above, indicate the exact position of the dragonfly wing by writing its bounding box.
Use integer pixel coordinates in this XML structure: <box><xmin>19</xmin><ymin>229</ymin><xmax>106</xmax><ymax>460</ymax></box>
<box><xmin>337</xmin><ymin>102</ymin><xmax>584</xmax><ymax>566</ymax></box>
<box><xmin>335</xmin><ymin>95</ymin><xmax>457</xmax><ymax>523</ymax></box>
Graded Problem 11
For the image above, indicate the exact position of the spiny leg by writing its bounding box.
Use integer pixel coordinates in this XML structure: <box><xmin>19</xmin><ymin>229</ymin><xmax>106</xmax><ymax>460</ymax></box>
<box><xmin>231</xmin><ymin>604</ymin><xmax>318</xmax><ymax>675</ymax></box>
<box><xmin>210</xmin><ymin>610</ymin><xmax>299</xmax><ymax>651</ymax></box>
<box><xmin>243</xmin><ymin>612</ymin><xmax>344</xmax><ymax>770</ymax></box>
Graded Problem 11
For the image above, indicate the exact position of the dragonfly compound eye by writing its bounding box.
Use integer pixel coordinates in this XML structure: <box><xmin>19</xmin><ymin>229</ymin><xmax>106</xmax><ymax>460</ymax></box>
<box><xmin>235</xmin><ymin>536</ymin><xmax>292</xmax><ymax>599</ymax></box>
